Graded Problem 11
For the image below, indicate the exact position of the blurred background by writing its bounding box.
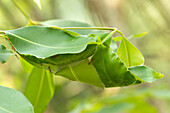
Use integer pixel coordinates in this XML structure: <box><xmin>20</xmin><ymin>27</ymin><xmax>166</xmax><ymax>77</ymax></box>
<box><xmin>0</xmin><ymin>0</ymin><xmax>170</xmax><ymax>113</ymax></box>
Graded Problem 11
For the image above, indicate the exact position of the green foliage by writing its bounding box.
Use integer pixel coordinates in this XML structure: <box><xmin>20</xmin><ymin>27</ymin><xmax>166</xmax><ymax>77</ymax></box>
<box><xmin>5</xmin><ymin>26</ymin><xmax>95</xmax><ymax>58</ymax></box>
<box><xmin>19</xmin><ymin>55</ymin><xmax>34</xmax><ymax>73</ymax></box>
<box><xmin>24</xmin><ymin>67</ymin><xmax>54</xmax><ymax>113</ymax></box>
<box><xmin>0</xmin><ymin>44</ymin><xmax>13</xmax><ymax>63</ymax></box>
<box><xmin>117</xmin><ymin>37</ymin><xmax>144</xmax><ymax>67</ymax></box>
<box><xmin>57</xmin><ymin>59</ymin><xmax>104</xmax><ymax>88</ymax></box>
<box><xmin>0</xmin><ymin>0</ymin><xmax>165</xmax><ymax>112</ymax></box>
<box><xmin>3</xmin><ymin>20</ymin><xmax>163</xmax><ymax>89</ymax></box>
<box><xmin>69</xmin><ymin>88</ymin><xmax>163</xmax><ymax>113</ymax></box>
<box><xmin>92</xmin><ymin>44</ymin><xmax>136</xmax><ymax>87</ymax></box>
<box><xmin>129</xmin><ymin>66</ymin><xmax>164</xmax><ymax>83</ymax></box>
<box><xmin>127</xmin><ymin>32</ymin><xmax>147</xmax><ymax>39</ymax></box>
<box><xmin>0</xmin><ymin>85</ymin><xmax>34</xmax><ymax>113</ymax></box>
<box><xmin>41</xmin><ymin>20</ymin><xmax>103</xmax><ymax>35</ymax></box>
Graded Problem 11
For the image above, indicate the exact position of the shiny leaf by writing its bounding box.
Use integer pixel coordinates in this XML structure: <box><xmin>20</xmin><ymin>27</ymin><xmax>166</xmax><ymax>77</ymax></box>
<box><xmin>0</xmin><ymin>85</ymin><xmax>34</xmax><ymax>113</ymax></box>
<box><xmin>5</xmin><ymin>26</ymin><xmax>95</xmax><ymax>58</ymax></box>
<box><xmin>129</xmin><ymin>66</ymin><xmax>164</xmax><ymax>83</ymax></box>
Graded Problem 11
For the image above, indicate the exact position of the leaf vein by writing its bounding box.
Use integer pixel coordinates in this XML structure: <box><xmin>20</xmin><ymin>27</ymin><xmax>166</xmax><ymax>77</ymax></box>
<box><xmin>7</xmin><ymin>32</ymin><xmax>87</xmax><ymax>49</ymax></box>
<box><xmin>0</xmin><ymin>107</ymin><xmax>13</xmax><ymax>113</ymax></box>
<box><xmin>34</xmin><ymin>69</ymin><xmax>45</xmax><ymax>108</ymax></box>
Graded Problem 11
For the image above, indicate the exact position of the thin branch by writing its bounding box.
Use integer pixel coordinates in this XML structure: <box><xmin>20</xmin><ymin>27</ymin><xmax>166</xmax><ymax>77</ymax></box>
<box><xmin>0</xmin><ymin>34</ymin><xmax>8</xmax><ymax>39</ymax></box>
<box><xmin>102</xmin><ymin>28</ymin><xmax>117</xmax><ymax>43</ymax></box>
<box><xmin>116</xmin><ymin>30</ymin><xmax>126</xmax><ymax>39</ymax></box>
<box><xmin>49</xmin><ymin>26</ymin><xmax>126</xmax><ymax>39</ymax></box>
<box><xmin>62</xmin><ymin>27</ymin><xmax>116</xmax><ymax>31</ymax></box>
<box><xmin>11</xmin><ymin>0</ymin><xmax>33</xmax><ymax>24</ymax></box>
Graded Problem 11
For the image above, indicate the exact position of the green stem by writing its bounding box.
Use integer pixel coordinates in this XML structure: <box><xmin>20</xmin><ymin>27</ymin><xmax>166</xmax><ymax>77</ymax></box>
<box><xmin>50</xmin><ymin>26</ymin><xmax>116</xmax><ymax>31</ymax></box>
<box><xmin>63</xmin><ymin>27</ymin><xmax>116</xmax><ymax>31</ymax></box>
<box><xmin>0</xmin><ymin>30</ymin><xmax>4</xmax><ymax>34</ymax></box>
<box><xmin>11</xmin><ymin>0</ymin><xmax>33</xmax><ymax>24</ymax></box>
<box><xmin>50</xmin><ymin>26</ymin><xmax>125</xmax><ymax>39</ymax></box>
<box><xmin>116</xmin><ymin>30</ymin><xmax>126</xmax><ymax>39</ymax></box>
<box><xmin>0</xmin><ymin>34</ymin><xmax>8</xmax><ymax>39</ymax></box>
<box><xmin>102</xmin><ymin>28</ymin><xmax>117</xmax><ymax>43</ymax></box>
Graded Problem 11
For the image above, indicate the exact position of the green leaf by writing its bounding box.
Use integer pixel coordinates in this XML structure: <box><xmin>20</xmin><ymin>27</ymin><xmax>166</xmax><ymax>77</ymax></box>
<box><xmin>5</xmin><ymin>26</ymin><xmax>95</xmax><ymax>58</ymax></box>
<box><xmin>41</xmin><ymin>19</ymin><xmax>103</xmax><ymax>35</ymax></box>
<box><xmin>0</xmin><ymin>85</ymin><xmax>34</xmax><ymax>113</ymax></box>
<box><xmin>127</xmin><ymin>32</ymin><xmax>147</xmax><ymax>39</ymax></box>
<box><xmin>56</xmin><ymin>59</ymin><xmax>104</xmax><ymax>88</ymax></box>
<box><xmin>89</xmin><ymin>33</ymin><xmax>117</xmax><ymax>52</ymax></box>
<box><xmin>128</xmin><ymin>66</ymin><xmax>164</xmax><ymax>83</ymax></box>
<box><xmin>92</xmin><ymin>44</ymin><xmax>136</xmax><ymax>87</ymax></box>
<box><xmin>117</xmin><ymin>38</ymin><xmax>144</xmax><ymax>67</ymax></box>
<box><xmin>19</xmin><ymin>55</ymin><xmax>34</xmax><ymax>73</ymax></box>
<box><xmin>24</xmin><ymin>67</ymin><xmax>54</xmax><ymax>113</ymax></box>
<box><xmin>21</xmin><ymin>44</ymin><xmax>96</xmax><ymax>73</ymax></box>
<box><xmin>112</xmin><ymin>36</ymin><xmax>122</xmax><ymax>42</ymax></box>
<box><xmin>0</xmin><ymin>44</ymin><xmax>13</xmax><ymax>63</ymax></box>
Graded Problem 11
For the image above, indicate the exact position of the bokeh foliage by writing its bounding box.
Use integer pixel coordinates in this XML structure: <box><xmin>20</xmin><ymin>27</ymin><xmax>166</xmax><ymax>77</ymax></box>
<box><xmin>0</xmin><ymin>0</ymin><xmax>170</xmax><ymax>113</ymax></box>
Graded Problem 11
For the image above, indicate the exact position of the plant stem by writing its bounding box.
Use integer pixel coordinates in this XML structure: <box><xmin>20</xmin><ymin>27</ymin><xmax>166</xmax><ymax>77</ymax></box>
<box><xmin>11</xmin><ymin>0</ymin><xmax>33</xmax><ymax>24</ymax></box>
<box><xmin>102</xmin><ymin>28</ymin><xmax>117</xmax><ymax>43</ymax></box>
<box><xmin>0</xmin><ymin>34</ymin><xmax>8</xmax><ymax>39</ymax></box>
<box><xmin>50</xmin><ymin>26</ymin><xmax>126</xmax><ymax>39</ymax></box>
<box><xmin>63</xmin><ymin>27</ymin><xmax>116</xmax><ymax>31</ymax></box>
<box><xmin>116</xmin><ymin>30</ymin><xmax>126</xmax><ymax>38</ymax></box>
<box><xmin>0</xmin><ymin>30</ymin><xmax>4</xmax><ymax>34</ymax></box>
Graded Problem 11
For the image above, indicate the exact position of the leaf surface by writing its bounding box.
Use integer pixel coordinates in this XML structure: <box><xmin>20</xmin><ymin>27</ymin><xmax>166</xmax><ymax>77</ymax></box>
<box><xmin>127</xmin><ymin>32</ymin><xmax>147</xmax><ymax>39</ymax></box>
<box><xmin>117</xmin><ymin>38</ymin><xmax>144</xmax><ymax>67</ymax></box>
<box><xmin>21</xmin><ymin>44</ymin><xmax>96</xmax><ymax>73</ymax></box>
<box><xmin>5</xmin><ymin>26</ymin><xmax>95</xmax><ymax>58</ymax></box>
<box><xmin>56</xmin><ymin>60</ymin><xmax>104</xmax><ymax>88</ymax></box>
<box><xmin>24</xmin><ymin>67</ymin><xmax>54</xmax><ymax>113</ymax></box>
<box><xmin>41</xmin><ymin>19</ymin><xmax>103</xmax><ymax>35</ymax></box>
<box><xmin>129</xmin><ymin>66</ymin><xmax>164</xmax><ymax>83</ymax></box>
<box><xmin>19</xmin><ymin>55</ymin><xmax>34</xmax><ymax>73</ymax></box>
<box><xmin>92</xmin><ymin>44</ymin><xmax>136</xmax><ymax>87</ymax></box>
<box><xmin>0</xmin><ymin>85</ymin><xmax>34</xmax><ymax>113</ymax></box>
<box><xmin>0</xmin><ymin>44</ymin><xmax>13</xmax><ymax>63</ymax></box>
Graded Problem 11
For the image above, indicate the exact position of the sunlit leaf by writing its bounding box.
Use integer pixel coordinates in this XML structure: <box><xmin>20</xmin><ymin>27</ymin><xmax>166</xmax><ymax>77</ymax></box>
<box><xmin>129</xmin><ymin>66</ymin><xmax>164</xmax><ymax>83</ymax></box>
<box><xmin>56</xmin><ymin>60</ymin><xmax>104</xmax><ymax>88</ymax></box>
<box><xmin>117</xmin><ymin>38</ymin><xmax>144</xmax><ymax>67</ymax></box>
<box><xmin>127</xmin><ymin>32</ymin><xmax>147</xmax><ymax>39</ymax></box>
<box><xmin>0</xmin><ymin>44</ymin><xmax>13</xmax><ymax>63</ymax></box>
<box><xmin>5</xmin><ymin>26</ymin><xmax>95</xmax><ymax>58</ymax></box>
<box><xmin>0</xmin><ymin>85</ymin><xmax>34</xmax><ymax>113</ymax></box>
<box><xmin>19</xmin><ymin>55</ymin><xmax>34</xmax><ymax>73</ymax></box>
<box><xmin>112</xmin><ymin>36</ymin><xmax>122</xmax><ymax>41</ymax></box>
<box><xmin>24</xmin><ymin>67</ymin><xmax>54</xmax><ymax>113</ymax></box>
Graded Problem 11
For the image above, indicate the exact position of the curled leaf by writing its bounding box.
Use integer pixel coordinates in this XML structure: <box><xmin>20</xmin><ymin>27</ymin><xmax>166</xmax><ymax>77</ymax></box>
<box><xmin>5</xmin><ymin>26</ymin><xmax>95</xmax><ymax>58</ymax></box>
